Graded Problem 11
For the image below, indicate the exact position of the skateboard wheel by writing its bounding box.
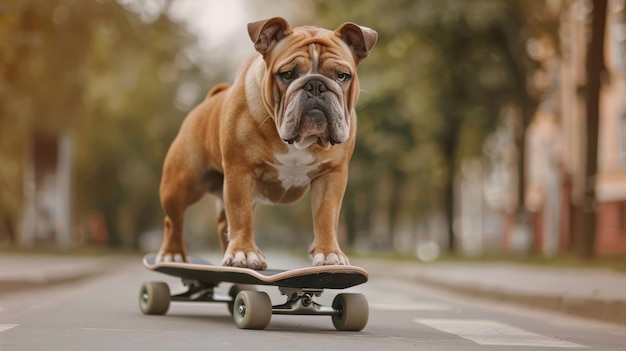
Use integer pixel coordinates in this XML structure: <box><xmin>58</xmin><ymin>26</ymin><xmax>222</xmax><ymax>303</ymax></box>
<box><xmin>139</xmin><ymin>282</ymin><xmax>170</xmax><ymax>315</ymax></box>
<box><xmin>331</xmin><ymin>293</ymin><xmax>368</xmax><ymax>331</ymax></box>
<box><xmin>232</xmin><ymin>291</ymin><xmax>272</xmax><ymax>330</ymax></box>
<box><xmin>227</xmin><ymin>285</ymin><xmax>257</xmax><ymax>316</ymax></box>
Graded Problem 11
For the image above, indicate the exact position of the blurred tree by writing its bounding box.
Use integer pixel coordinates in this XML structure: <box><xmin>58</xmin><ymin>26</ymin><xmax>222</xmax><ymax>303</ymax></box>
<box><xmin>0</xmin><ymin>0</ymin><xmax>216</xmax><ymax>247</ymax></box>
<box><xmin>501</xmin><ymin>1</ymin><xmax>560</xmax><ymax>253</ymax></box>
<box><xmin>578</xmin><ymin>0</ymin><xmax>608</xmax><ymax>260</ymax></box>
<box><xmin>73</xmin><ymin>1</ymin><xmax>208</xmax><ymax>247</ymax></box>
<box><xmin>0</xmin><ymin>0</ymin><xmax>25</xmax><ymax>244</ymax></box>
<box><xmin>315</xmin><ymin>0</ymin><xmax>559</xmax><ymax>252</ymax></box>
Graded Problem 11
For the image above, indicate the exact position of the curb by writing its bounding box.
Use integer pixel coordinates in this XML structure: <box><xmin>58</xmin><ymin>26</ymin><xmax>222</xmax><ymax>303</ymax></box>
<box><xmin>0</xmin><ymin>255</ymin><xmax>135</xmax><ymax>296</ymax></box>
<box><xmin>0</xmin><ymin>273</ymin><xmax>94</xmax><ymax>295</ymax></box>
<box><xmin>414</xmin><ymin>275</ymin><xmax>626</xmax><ymax>325</ymax></box>
<box><xmin>352</xmin><ymin>257</ymin><xmax>626</xmax><ymax>326</ymax></box>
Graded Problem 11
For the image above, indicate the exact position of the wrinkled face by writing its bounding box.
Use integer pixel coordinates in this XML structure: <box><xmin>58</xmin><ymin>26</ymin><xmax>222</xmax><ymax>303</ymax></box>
<box><xmin>264</xmin><ymin>28</ymin><xmax>359</xmax><ymax>150</ymax></box>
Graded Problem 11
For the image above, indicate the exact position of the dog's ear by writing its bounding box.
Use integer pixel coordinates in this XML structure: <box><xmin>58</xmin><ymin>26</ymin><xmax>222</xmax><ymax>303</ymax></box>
<box><xmin>248</xmin><ymin>17</ymin><xmax>293</xmax><ymax>56</ymax></box>
<box><xmin>335</xmin><ymin>23</ymin><xmax>377</xmax><ymax>64</ymax></box>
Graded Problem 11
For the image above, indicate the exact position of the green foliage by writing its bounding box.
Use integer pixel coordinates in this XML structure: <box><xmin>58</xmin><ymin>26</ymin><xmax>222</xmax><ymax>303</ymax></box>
<box><xmin>0</xmin><ymin>0</ymin><xmax>216</xmax><ymax>246</ymax></box>
<box><xmin>314</xmin><ymin>0</ymin><xmax>557</xmax><ymax>249</ymax></box>
<box><xmin>0</xmin><ymin>0</ymin><xmax>561</xmax><ymax>252</ymax></box>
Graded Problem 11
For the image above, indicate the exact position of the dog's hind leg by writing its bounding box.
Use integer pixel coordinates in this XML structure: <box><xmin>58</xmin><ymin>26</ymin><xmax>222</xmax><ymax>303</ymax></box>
<box><xmin>158</xmin><ymin>179</ymin><xmax>204</xmax><ymax>262</ymax></box>
<box><xmin>157</xmin><ymin>140</ymin><xmax>206</xmax><ymax>262</ymax></box>
<box><xmin>158</xmin><ymin>205</ymin><xmax>187</xmax><ymax>262</ymax></box>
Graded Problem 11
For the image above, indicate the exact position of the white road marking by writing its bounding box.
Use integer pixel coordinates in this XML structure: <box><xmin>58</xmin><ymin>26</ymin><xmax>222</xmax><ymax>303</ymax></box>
<box><xmin>79</xmin><ymin>328</ymin><xmax>127</xmax><ymax>332</ymax></box>
<box><xmin>0</xmin><ymin>324</ymin><xmax>19</xmax><ymax>333</ymax></box>
<box><xmin>370</xmin><ymin>302</ymin><xmax>451</xmax><ymax>311</ymax></box>
<box><xmin>415</xmin><ymin>319</ymin><xmax>586</xmax><ymax>348</ymax></box>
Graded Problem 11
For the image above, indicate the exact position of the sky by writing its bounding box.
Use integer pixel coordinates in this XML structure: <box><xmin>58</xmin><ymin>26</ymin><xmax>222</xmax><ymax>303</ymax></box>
<box><xmin>117</xmin><ymin>0</ymin><xmax>316</xmax><ymax>106</ymax></box>
<box><xmin>164</xmin><ymin>0</ymin><xmax>315</xmax><ymax>74</ymax></box>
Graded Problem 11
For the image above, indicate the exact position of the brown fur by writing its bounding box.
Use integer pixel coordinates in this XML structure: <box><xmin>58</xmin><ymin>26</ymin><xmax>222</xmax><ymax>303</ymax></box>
<box><xmin>157</xmin><ymin>17</ymin><xmax>376</xmax><ymax>269</ymax></box>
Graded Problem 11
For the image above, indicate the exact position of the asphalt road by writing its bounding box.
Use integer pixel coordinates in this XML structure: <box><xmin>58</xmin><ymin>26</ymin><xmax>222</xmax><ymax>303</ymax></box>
<box><xmin>1</xmin><ymin>253</ymin><xmax>625</xmax><ymax>351</ymax></box>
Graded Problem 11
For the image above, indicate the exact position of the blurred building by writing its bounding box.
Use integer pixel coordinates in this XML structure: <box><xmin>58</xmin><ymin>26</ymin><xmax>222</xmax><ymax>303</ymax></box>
<box><xmin>527</xmin><ymin>0</ymin><xmax>626</xmax><ymax>254</ymax></box>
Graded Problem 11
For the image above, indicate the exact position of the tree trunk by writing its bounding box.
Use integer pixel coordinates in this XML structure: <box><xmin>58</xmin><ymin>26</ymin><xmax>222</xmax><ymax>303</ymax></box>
<box><xmin>578</xmin><ymin>0</ymin><xmax>607</xmax><ymax>260</ymax></box>
<box><xmin>443</xmin><ymin>164</ymin><xmax>456</xmax><ymax>252</ymax></box>
<box><xmin>489</xmin><ymin>24</ymin><xmax>539</xmax><ymax>254</ymax></box>
<box><xmin>515</xmin><ymin>106</ymin><xmax>534</xmax><ymax>252</ymax></box>
<box><xmin>441</xmin><ymin>127</ymin><xmax>459</xmax><ymax>253</ymax></box>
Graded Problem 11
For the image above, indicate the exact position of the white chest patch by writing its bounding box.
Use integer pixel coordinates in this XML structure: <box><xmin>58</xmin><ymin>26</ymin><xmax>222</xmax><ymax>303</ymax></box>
<box><xmin>268</xmin><ymin>148</ymin><xmax>320</xmax><ymax>189</ymax></box>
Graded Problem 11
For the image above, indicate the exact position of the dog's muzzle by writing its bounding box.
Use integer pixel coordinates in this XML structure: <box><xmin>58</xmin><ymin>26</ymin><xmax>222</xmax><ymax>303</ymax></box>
<box><xmin>280</xmin><ymin>76</ymin><xmax>347</xmax><ymax>149</ymax></box>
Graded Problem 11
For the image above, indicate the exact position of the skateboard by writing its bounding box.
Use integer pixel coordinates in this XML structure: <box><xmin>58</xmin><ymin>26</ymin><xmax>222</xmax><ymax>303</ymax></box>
<box><xmin>139</xmin><ymin>254</ymin><xmax>369</xmax><ymax>331</ymax></box>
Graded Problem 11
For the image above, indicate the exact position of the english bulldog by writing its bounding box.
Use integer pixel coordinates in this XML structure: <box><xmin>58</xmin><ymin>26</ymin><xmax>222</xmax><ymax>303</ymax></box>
<box><xmin>157</xmin><ymin>17</ymin><xmax>377</xmax><ymax>269</ymax></box>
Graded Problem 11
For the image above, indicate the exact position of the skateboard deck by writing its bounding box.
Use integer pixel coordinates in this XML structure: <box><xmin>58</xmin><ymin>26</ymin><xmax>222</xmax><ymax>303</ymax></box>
<box><xmin>142</xmin><ymin>254</ymin><xmax>368</xmax><ymax>289</ymax></box>
<box><xmin>139</xmin><ymin>253</ymin><xmax>370</xmax><ymax>331</ymax></box>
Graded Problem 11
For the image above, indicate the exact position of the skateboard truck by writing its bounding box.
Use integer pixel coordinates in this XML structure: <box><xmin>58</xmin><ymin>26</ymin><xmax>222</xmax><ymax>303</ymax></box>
<box><xmin>169</xmin><ymin>280</ymin><xmax>231</xmax><ymax>304</ymax></box>
<box><xmin>273</xmin><ymin>287</ymin><xmax>336</xmax><ymax>316</ymax></box>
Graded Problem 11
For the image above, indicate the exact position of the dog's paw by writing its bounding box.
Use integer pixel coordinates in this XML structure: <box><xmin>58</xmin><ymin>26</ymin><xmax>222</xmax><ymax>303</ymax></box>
<box><xmin>156</xmin><ymin>252</ymin><xmax>186</xmax><ymax>263</ymax></box>
<box><xmin>222</xmin><ymin>251</ymin><xmax>267</xmax><ymax>270</ymax></box>
<box><xmin>156</xmin><ymin>246</ymin><xmax>187</xmax><ymax>263</ymax></box>
<box><xmin>310</xmin><ymin>252</ymin><xmax>350</xmax><ymax>266</ymax></box>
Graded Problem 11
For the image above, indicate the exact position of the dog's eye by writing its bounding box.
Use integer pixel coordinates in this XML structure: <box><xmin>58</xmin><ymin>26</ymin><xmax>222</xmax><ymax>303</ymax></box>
<box><xmin>337</xmin><ymin>72</ymin><xmax>351</xmax><ymax>82</ymax></box>
<box><xmin>279</xmin><ymin>70</ymin><xmax>296</xmax><ymax>82</ymax></box>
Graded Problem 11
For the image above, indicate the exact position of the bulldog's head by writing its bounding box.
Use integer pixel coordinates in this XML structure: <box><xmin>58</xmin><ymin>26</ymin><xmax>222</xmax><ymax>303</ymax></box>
<box><xmin>248</xmin><ymin>17</ymin><xmax>377</xmax><ymax>150</ymax></box>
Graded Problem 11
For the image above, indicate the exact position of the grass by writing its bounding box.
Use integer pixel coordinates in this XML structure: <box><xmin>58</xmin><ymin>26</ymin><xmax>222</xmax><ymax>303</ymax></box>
<box><xmin>346</xmin><ymin>249</ymin><xmax>626</xmax><ymax>273</ymax></box>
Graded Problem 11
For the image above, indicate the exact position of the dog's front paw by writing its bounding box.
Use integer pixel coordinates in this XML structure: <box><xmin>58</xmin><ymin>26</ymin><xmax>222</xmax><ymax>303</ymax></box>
<box><xmin>222</xmin><ymin>251</ymin><xmax>267</xmax><ymax>270</ymax></box>
<box><xmin>156</xmin><ymin>250</ymin><xmax>187</xmax><ymax>263</ymax></box>
<box><xmin>310</xmin><ymin>251</ymin><xmax>350</xmax><ymax>266</ymax></box>
<box><xmin>156</xmin><ymin>241</ymin><xmax>188</xmax><ymax>263</ymax></box>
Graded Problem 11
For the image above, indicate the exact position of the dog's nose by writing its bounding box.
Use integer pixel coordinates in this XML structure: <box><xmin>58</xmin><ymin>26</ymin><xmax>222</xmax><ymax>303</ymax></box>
<box><xmin>303</xmin><ymin>79</ymin><xmax>327</xmax><ymax>97</ymax></box>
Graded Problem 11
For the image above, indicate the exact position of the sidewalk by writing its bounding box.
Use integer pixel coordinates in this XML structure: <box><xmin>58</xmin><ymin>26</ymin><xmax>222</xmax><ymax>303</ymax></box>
<box><xmin>0</xmin><ymin>252</ymin><xmax>624</xmax><ymax>325</ymax></box>
<box><xmin>0</xmin><ymin>253</ymin><xmax>126</xmax><ymax>294</ymax></box>
<box><xmin>353</xmin><ymin>257</ymin><xmax>626</xmax><ymax>325</ymax></box>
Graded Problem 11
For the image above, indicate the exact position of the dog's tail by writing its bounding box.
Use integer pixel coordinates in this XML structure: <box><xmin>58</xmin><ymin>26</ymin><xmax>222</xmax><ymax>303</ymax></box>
<box><xmin>206</xmin><ymin>83</ymin><xmax>230</xmax><ymax>98</ymax></box>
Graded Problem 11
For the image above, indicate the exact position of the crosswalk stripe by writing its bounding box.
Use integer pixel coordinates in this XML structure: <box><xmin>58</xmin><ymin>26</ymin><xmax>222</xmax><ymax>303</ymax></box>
<box><xmin>415</xmin><ymin>319</ymin><xmax>586</xmax><ymax>348</ymax></box>
<box><xmin>0</xmin><ymin>324</ymin><xmax>19</xmax><ymax>333</ymax></box>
